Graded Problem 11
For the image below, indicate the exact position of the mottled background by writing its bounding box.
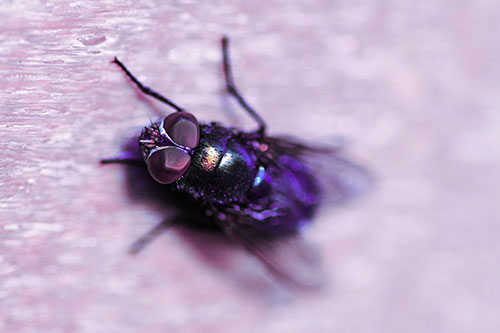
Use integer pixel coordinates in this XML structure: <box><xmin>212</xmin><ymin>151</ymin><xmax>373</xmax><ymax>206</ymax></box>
<box><xmin>1</xmin><ymin>1</ymin><xmax>499</xmax><ymax>332</ymax></box>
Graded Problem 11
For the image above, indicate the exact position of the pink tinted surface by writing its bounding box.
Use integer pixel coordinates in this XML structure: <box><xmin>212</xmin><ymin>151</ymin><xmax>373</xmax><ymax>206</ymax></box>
<box><xmin>1</xmin><ymin>1</ymin><xmax>500</xmax><ymax>332</ymax></box>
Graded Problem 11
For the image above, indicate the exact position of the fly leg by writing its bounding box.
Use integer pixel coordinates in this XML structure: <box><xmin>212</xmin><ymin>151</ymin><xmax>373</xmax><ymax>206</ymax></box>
<box><xmin>100</xmin><ymin>152</ymin><xmax>146</xmax><ymax>167</ymax></box>
<box><xmin>128</xmin><ymin>219</ymin><xmax>171</xmax><ymax>254</ymax></box>
<box><xmin>221</xmin><ymin>36</ymin><xmax>267</xmax><ymax>136</ymax></box>
<box><xmin>112</xmin><ymin>57</ymin><xmax>185</xmax><ymax>112</ymax></box>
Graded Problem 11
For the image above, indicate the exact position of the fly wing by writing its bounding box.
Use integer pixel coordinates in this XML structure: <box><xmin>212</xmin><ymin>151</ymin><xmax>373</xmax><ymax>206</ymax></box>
<box><xmin>217</xmin><ymin>134</ymin><xmax>370</xmax><ymax>288</ymax></box>
<box><xmin>222</xmin><ymin>215</ymin><xmax>324</xmax><ymax>290</ymax></box>
<box><xmin>262</xmin><ymin>135</ymin><xmax>373</xmax><ymax>205</ymax></box>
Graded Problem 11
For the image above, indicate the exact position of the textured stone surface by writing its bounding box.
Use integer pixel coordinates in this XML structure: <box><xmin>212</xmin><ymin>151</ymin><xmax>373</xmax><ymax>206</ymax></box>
<box><xmin>1</xmin><ymin>1</ymin><xmax>499</xmax><ymax>332</ymax></box>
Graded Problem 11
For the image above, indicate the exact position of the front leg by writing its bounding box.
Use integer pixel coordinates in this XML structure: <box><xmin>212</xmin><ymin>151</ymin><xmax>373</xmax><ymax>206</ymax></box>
<box><xmin>100</xmin><ymin>151</ymin><xmax>146</xmax><ymax>167</ymax></box>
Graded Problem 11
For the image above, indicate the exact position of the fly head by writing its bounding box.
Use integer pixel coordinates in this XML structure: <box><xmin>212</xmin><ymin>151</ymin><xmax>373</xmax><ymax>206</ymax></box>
<box><xmin>139</xmin><ymin>112</ymin><xmax>201</xmax><ymax>184</ymax></box>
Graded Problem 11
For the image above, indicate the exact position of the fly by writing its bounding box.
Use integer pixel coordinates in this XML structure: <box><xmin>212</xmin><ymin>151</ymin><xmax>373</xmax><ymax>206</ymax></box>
<box><xmin>101</xmin><ymin>37</ymin><xmax>370</xmax><ymax>288</ymax></box>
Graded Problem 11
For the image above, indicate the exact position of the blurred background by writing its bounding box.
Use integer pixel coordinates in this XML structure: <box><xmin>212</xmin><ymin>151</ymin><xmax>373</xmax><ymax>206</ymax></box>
<box><xmin>1</xmin><ymin>1</ymin><xmax>499</xmax><ymax>332</ymax></box>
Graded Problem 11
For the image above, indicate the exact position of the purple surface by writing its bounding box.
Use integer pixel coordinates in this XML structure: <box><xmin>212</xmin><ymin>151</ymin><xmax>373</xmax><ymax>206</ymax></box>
<box><xmin>1</xmin><ymin>1</ymin><xmax>500</xmax><ymax>332</ymax></box>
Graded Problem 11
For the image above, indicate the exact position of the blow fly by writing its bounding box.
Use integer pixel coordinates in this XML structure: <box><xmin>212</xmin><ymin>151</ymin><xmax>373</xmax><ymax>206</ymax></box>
<box><xmin>102</xmin><ymin>37</ymin><xmax>370</xmax><ymax>288</ymax></box>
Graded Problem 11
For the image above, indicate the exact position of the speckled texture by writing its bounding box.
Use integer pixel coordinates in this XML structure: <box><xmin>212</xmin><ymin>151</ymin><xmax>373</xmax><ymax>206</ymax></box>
<box><xmin>1</xmin><ymin>1</ymin><xmax>500</xmax><ymax>332</ymax></box>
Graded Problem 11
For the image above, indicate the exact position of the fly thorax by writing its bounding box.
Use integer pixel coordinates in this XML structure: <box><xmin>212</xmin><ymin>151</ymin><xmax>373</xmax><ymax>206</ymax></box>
<box><xmin>176</xmin><ymin>124</ymin><xmax>259</xmax><ymax>203</ymax></box>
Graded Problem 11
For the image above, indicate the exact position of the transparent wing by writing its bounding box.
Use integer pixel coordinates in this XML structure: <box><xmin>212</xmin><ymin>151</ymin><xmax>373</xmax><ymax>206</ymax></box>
<box><xmin>262</xmin><ymin>135</ymin><xmax>373</xmax><ymax>205</ymax></box>
<box><xmin>222</xmin><ymin>215</ymin><xmax>325</xmax><ymax>290</ymax></box>
<box><xmin>214</xmin><ymin>135</ymin><xmax>371</xmax><ymax>288</ymax></box>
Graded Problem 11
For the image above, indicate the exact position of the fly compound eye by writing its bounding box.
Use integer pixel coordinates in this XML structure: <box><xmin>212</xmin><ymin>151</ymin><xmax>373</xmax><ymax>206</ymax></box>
<box><xmin>163</xmin><ymin>112</ymin><xmax>200</xmax><ymax>148</ymax></box>
<box><xmin>147</xmin><ymin>147</ymin><xmax>191</xmax><ymax>184</ymax></box>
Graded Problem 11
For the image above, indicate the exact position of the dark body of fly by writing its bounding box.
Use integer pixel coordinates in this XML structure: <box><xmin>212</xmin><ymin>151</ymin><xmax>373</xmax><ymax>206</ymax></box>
<box><xmin>102</xmin><ymin>37</ymin><xmax>366</xmax><ymax>287</ymax></box>
<box><xmin>171</xmin><ymin>122</ymin><xmax>319</xmax><ymax>234</ymax></box>
<box><xmin>135</xmin><ymin>114</ymin><xmax>320</xmax><ymax>236</ymax></box>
